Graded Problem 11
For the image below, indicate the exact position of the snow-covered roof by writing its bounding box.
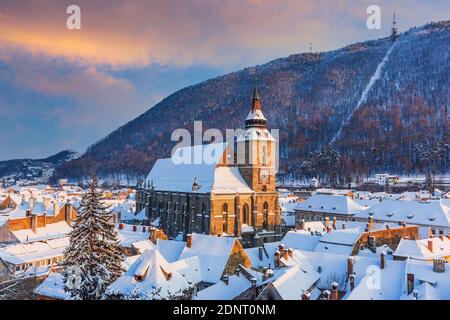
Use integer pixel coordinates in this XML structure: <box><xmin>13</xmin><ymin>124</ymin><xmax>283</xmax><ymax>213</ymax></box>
<box><xmin>145</xmin><ymin>143</ymin><xmax>252</xmax><ymax>194</ymax></box>
<box><xmin>394</xmin><ymin>236</ymin><xmax>450</xmax><ymax>260</ymax></box>
<box><xmin>265</xmin><ymin>265</ymin><xmax>320</xmax><ymax>300</ymax></box>
<box><xmin>354</xmin><ymin>199</ymin><xmax>450</xmax><ymax>228</ymax></box>
<box><xmin>117</xmin><ymin>225</ymin><xmax>150</xmax><ymax>248</ymax></box>
<box><xmin>131</xmin><ymin>240</ymin><xmax>155</xmax><ymax>254</ymax></box>
<box><xmin>399</xmin><ymin>259</ymin><xmax>450</xmax><ymax>300</ymax></box>
<box><xmin>155</xmin><ymin>239</ymin><xmax>186</xmax><ymax>263</ymax></box>
<box><xmin>296</xmin><ymin>194</ymin><xmax>367</xmax><ymax>215</ymax></box>
<box><xmin>179</xmin><ymin>234</ymin><xmax>237</xmax><ymax>283</ymax></box>
<box><xmin>344</xmin><ymin>258</ymin><xmax>406</xmax><ymax>300</ymax></box>
<box><xmin>280</xmin><ymin>231</ymin><xmax>322</xmax><ymax>252</ymax></box>
<box><xmin>170</xmin><ymin>256</ymin><xmax>202</xmax><ymax>285</ymax></box>
<box><xmin>245</xmin><ymin>241</ymin><xmax>280</xmax><ymax>269</ymax></box>
<box><xmin>0</xmin><ymin>237</ymin><xmax>68</xmax><ymax>265</ymax></box>
<box><xmin>34</xmin><ymin>272</ymin><xmax>70</xmax><ymax>300</ymax></box>
<box><xmin>245</xmin><ymin>109</ymin><xmax>267</xmax><ymax>121</ymax></box>
<box><xmin>236</xmin><ymin>127</ymin><xmax>276</xmax><ymax>142</ymax></box>
<box><xmin>106</xmin><ymin>248</ymin><xmax>190</xmax><ymax>299</ymax></box>
<box><xmin>11</xmin><ymin>221</ymin><xmax>71</xmax><ymax>243</ymax></box>
<box><xmin>195</xmin><ymin>274</ymin><xmax>252</xmax><ymax>300</ymax></box>
<box><xmin>314</xmin><ymin>228</ymin><xmax>361</xmax><ymax>256</ymax></box>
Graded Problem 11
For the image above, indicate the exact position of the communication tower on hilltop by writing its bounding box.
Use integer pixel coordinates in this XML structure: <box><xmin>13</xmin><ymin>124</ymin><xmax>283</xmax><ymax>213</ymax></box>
<box><xmin>391</xmin><ymin>13</ymin><xmax>399</xmax><ymax>42</ymax></box>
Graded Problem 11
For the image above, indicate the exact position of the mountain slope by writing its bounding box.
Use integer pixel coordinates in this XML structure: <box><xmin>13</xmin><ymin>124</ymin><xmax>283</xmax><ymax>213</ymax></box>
<box><xmin>0</xmin><ymin>150</ymin><xmax>78</xmax><ymax>184</ymax></box>
<box><xmin>54</xmin><ymin>21</ymin><xmax>450</xmax><ymax>183</ymax></box>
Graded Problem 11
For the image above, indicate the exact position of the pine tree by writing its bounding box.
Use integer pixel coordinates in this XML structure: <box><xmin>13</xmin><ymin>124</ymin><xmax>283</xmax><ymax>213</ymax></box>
<box><xmin>63</xmin><ymin>176</ymin><xmax>124</xmax><ymax>300</ymax></box>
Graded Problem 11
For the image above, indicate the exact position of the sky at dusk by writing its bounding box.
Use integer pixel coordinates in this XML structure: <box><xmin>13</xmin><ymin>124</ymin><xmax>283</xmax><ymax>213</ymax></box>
<box><xmin>0</xmin><ymin>0</ymin><xmax>449</xmax><ymax>160</ymax></box>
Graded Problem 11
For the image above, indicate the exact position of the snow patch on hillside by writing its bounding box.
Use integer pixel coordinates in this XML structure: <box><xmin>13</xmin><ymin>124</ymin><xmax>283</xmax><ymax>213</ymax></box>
<box><xmin>331</xmin><ymin>40</ymin><xmax>400</xmax><ymax>144</ymax></box>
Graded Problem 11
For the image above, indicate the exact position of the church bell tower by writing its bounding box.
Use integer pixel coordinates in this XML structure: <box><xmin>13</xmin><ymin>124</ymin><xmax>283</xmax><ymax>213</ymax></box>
<box><xmin>236</xmin><ymin>88</ymin><xmax>277</xmax><ymax>193</ymax></box>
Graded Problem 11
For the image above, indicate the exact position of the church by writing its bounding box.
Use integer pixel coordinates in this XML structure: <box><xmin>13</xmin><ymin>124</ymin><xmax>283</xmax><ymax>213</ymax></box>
<box><xmin>135</xmin><ymin>89</ymin><xmax>281</xmax><ymax>246</ymax></box>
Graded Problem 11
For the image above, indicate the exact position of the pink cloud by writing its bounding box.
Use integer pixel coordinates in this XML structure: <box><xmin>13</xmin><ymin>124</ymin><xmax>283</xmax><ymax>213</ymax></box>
<box><xmin>0</xmin><ymin>0</ymin><xmax>446</xmax><ymax>69</ymax></box>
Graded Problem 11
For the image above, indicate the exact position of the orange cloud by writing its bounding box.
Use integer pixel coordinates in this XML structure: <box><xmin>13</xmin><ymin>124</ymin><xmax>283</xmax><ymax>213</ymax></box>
<box><xmin>0</xmin><ymin>0</ymin><xmax>371</xmax><ymax>68</ymax></box>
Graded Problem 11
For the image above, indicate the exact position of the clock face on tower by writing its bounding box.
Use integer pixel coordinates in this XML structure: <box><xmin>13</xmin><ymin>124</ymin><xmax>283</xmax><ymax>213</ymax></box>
<box><xmin>259</xmin><ymin>168</ymin><xmax>270</xmax><ymax>184</ymax></box>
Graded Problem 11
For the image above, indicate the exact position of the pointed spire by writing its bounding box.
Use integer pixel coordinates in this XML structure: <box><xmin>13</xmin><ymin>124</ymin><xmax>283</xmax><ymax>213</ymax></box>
<box><xmin>251</xmin><ymin>86</ymin><xmax>261</xmax><ymax>111</ymax></box>
<box><xmin>192</xmin><ymin>177</ymin><xmax>199</xmax><ymax>192</ymax></box>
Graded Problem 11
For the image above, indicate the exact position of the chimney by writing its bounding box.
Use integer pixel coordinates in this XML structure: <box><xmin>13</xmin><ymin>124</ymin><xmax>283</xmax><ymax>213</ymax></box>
<box><xmin>26</xmin><ymin>209</ymin><xmax>32</xmax><ymax>217</ymax></box>
<box><xmin>368</xmin><ymin>234</ymin><xmax>376</xmax><ymax>252</ymax></box>
<box><xmin>349</xmin><ymin>274</ymin><xmax>355</xmax><ymax>291</ymax></box>
<box><xmin>427</xmin><ymin>240</ymin><xmax>433</xmax><ymax>253</ymax></box>
<box><xmin>64</xmin><ymin>204</ymin><xmax>72</xmax><ymax>225</ymax></box>
<box><xmin>380</xmin><ymin>251</ymin><xmax>385</xmax><ymax>269</ymax></box>
<box><xmin>29</xmin><ymin>197</ymin><xmax>34</xmax><ymax>209</ymax></box>
<box><xmin>222</xmin><ymin>274</ymin><xmax>229</xmax><ymax>285</ymax></box>
<box><xmin>447</xmin><ymin>233</ymin><xmax>450</xmax><ymax>240</ymax></box>
<box><xmin>368</xmin><ymin>215</ymin><xmax>374</xmax><ymax>230</ymax></box>
<box><xmin>302</xmin><ymin>291</ymin><xmax>311</xmax><ymax>300</ymax></box>
<box><xmin>330</xmin><ymin>282</ymin><xmax>339</xmax><ymax>300</ymax></box>
<box><xmin>321</xmin><ymin>290</ymin><xmax>330</xmax><ymax>300</ymax></box>
<box><xmin>283</xmin><ymin>249</ymin><xmax>289</xmax><ymax>261</ymax></box>
<box><xmin>274</xmin><ymin>251</ymin><xmax>281</xmax><ymax>268</ymax></box>
<box><xmin>433</xmin><ymin>259</ymin><xmax>446</xmax><ymax>273</ymax></box>
<box><xmin>118</xmin><ymin>223</ymin><xmax>124</xmax><ymax>230</ymax></box>
<box><xmin>407</xmin><ymin>273</ymin><xmax>414</xmax><ymax>295</ymax></box>
<box><xmin>258</xmin><ymin>247</ymin><xmax>264</xmax><ymax>261</ymax></box>
<box><xmin>235</xmin><ymin>268</ymin><xmax>240</xmax><ymax>276</ymax></box>
<box><xmin>186</xmin><ymin>234</ymin><xmax>193</xmax><ymax>248</ymax></box>
<box><xmin>287</xmin><ymin>248</ymin><xmax>293</xmax><ymax>258</ymax></box>
<box><xmin>53</xmin><ymin>201</ymin><xmax>60</xmax><ymax>217</ymax></box>
<box><xmin>324</xmin><ymin>217</ymin><xmax>330</xmax><ymax>231</ymax></box>
<box><xmin>347</xmin><ymin>256</ymin><xmax>354</xmax><ymax>276</ymax></box>
<box><xmin>332</xmin><ymin>216</ymin><xmax>337</xmax><ymax>230</ymax></box>
<box><xmin>299</xmin><ymin>219</ymin><xmax>305</xmax><ymax>230</ymax></box>
<box><xmin>43</xmin><ymin>198</ymin><xmax>51</xmax><ymax>211</ymax></box>
<box><xmin>251</xmin><ymin>277</ymin><xmax>258</xmax><ymax>299</ymax></box>
<box><xmin>31</xmin><ymin>214</ymin><xmax>38</xmax><ymax>233</ymax></box>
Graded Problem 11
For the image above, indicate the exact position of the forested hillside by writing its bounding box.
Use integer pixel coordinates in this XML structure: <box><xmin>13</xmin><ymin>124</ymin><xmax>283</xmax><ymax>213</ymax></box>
<box><xmin>53</xmin><ymin>21</ymin><xmax>450</xmax><ymax>183</ymax></box>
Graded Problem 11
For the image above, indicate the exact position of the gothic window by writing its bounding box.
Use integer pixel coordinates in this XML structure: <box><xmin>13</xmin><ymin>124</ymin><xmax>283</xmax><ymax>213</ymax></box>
<box><xmin>263</xmin><ymin>201</ymin><xmax>269</xmax><ymax>230</ymax></box>
<box><xmin>242</xmin><ymin>204</ymin><xmax>249</xmax><ymax>225</ymax></box>
<box><xmin>262</xmin><ymin>145</ymin><xmax>267</xmax><ymax>166</ymax></box>
<box><xmin>262</xmin><ymin>185</ymin><xmax>267</xmax><ymax>192</ymax></box>
<box><xmin>222</xmin><ymin>203</ymin><xmax>228</xmax><ymax>234</ymax></box>
<box><xmin>201</xmin><ymin>202</ymin><xmax>207</xmax><ymax>233</ymax></box>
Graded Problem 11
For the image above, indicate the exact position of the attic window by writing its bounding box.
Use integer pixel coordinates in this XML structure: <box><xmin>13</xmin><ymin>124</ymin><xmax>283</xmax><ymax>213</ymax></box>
<box><xmin>407</xmin><ymin>212</ymin><xmax>415</xmax><ymax>219</ymax></box>
<box><xmin>308</xmin><ymin>205</ymin><xmax>312</xmax><ymax>208</ymax></box>
<box><xmin>333</xmin><ymin>207</ymin><xmax>336</xmax><ymax>210</ymax></box>
<box><xmin>429</xmin><ymin>215</ymin><xmax>437</xmax><ymax>221</ymax></box>
<box><xmin>134</xmin><ymin>275</ymin><xmax>144</xmax><ymax>282</ymax></box>
<box><xmin>387</xmin><ymin>211</ymin><xmax>395</xmax><ymax>217</ymax></box>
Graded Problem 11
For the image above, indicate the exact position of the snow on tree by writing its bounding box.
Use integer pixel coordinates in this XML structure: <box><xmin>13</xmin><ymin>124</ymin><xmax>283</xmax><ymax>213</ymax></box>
<box><xmin>63</xmin><ymin>175</ymin><xmax>124</xmax><ymax>300</ymax></box>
